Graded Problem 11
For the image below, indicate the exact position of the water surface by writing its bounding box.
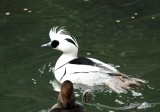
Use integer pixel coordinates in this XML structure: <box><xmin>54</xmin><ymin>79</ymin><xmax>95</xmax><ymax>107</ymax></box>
<box><xmin>0</xmin><ymin>0</ymin><xmax>160</xmax><ymax>112</ymax></box>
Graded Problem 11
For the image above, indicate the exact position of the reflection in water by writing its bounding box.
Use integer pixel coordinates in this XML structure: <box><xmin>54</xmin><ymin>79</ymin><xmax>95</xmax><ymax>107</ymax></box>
<box><xmin>50</xmin><ymin>80</ymin><xmax>60</xmax><ymax>92</ymax></box>
<box><xmin>5</xmin><ymin>12</ymin><xmax>10</xmax><ymax>15</ymax></box>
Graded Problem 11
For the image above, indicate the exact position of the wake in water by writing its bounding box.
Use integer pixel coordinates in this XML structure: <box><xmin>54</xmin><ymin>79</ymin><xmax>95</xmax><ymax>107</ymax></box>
<box><xmin>39</xmin><ymin>63</ymin><xmax>160</xmax><ymax>112</ymax></box>
<box><xmin>49</xmin><ymin>79</ymin><xmax>159</xmax><ymax>112</ymax></box>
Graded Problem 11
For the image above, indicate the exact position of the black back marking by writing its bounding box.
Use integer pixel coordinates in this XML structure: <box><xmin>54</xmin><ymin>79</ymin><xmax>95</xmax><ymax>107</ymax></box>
<box><xmin>60</xmin><ymin>68</ymin><xmax>67</xmax><ymax>81</ymax></box>
<box><xmin>108</xmin><ymin>73</ymin><xmax>121</xmax><ymax>76</ymax></box>
<box><xmin>69</xmin><ymin>57</ymin><xmax>95</xmax><ymax>66</ymax></box>
<box><xmin>65</xmin><ymin>38</ymin><xmax>77</xmax><ymax>47</ymax></box>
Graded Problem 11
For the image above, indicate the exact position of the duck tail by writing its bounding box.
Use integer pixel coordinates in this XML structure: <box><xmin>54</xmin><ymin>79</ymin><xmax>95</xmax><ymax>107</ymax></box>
<box><xmin>127</xmin><ymin>77</ymin><xmax>146</xmax><ymax>88</ymax></box>
<box><xmin>106</xmin><ymin>74</ymin><xmax>146</xmax><ymax>93</ymax></box>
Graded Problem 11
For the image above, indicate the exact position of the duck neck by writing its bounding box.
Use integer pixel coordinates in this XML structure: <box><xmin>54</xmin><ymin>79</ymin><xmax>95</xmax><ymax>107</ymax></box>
<box><xmin>55</xmin><ymin>53</ymin><xmax>77</xmax><ymax>70</ymax></box>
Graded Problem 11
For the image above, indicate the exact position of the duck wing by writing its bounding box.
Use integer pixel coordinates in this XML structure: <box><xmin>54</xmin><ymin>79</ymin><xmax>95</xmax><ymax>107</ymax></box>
<box><xmin>68</xmin><ymin>57</ymin><xmax>118</xmax><ymax>72</ymax></box>
<box><xmin>68</xmin><ymin>57</ymin><xmax>127</xmax><ymax>81</ymax></box>
<box><xmin>68</xmin><ymin>57</ymin><xmax>127</xmax><ymax>77</ymax></box>
<box><xmin>88</xmin><ymin>58</ymin><xmax>146</xmax><ymax>89</ymax></box>
<box><xmin>87</xmin><ymin>57</ymin><xmax>131</xmax><ymax>81</ymax></box>
<box><xmin>67</xmin><ymin>57</ymin><xmax>145</xmax><ymax>93</ymax></box>
<box><xmin>87</xmin><ymin>57</ymin><xmax>119</xmax><ymax>73</ymax></box>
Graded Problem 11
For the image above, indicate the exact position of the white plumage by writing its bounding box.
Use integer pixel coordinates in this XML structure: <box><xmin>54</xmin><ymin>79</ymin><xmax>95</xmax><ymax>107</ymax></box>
<box><xmin>42</xmin><ymin>26</ymin><xmax>145</xmax><ymax>93</ymax></box>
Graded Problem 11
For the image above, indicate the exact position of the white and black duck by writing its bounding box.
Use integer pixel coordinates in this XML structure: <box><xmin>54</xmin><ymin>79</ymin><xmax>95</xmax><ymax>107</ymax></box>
<box><xmin>41</xmin><ymin>26</ymin><xmax>145</xmax><ymax>93</ymax></box>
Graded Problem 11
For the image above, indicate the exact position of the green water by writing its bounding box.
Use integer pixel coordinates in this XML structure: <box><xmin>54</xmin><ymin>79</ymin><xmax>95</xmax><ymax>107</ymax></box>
<box><xmin>0</xmin><ymin>0</ymin><xmax>160</xmax><ymax>112</ymax></box>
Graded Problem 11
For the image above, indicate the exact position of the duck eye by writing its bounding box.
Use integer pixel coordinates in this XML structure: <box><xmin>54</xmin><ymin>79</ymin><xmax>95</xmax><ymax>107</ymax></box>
<box><xmin>65</xmin><ymin>38</ymin><xmax>77</xmax><ymax>47</ymax></box>
<box><xmin>51</xmin><ymin>40</ymin><xmax>59</xmax><ymax>48</ymax></box>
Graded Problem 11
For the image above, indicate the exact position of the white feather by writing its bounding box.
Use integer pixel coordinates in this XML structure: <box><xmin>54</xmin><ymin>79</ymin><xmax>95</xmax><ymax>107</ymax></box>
<box><xmin>49</xmin><ymin>26</ymin><xmax>70</xmax><ymax>40</ymax></box>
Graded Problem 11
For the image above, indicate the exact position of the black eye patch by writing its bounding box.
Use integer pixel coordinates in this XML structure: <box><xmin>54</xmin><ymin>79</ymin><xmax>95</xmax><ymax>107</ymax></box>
<box><xmin>51</xmin><ymin>40</ymin><xmax>59</xmax><ymax>48</ymax></box>
<box><xmin>65</xmin><ymin>38</ymin><xmax>77</xmax><ymax>47</ymax></box>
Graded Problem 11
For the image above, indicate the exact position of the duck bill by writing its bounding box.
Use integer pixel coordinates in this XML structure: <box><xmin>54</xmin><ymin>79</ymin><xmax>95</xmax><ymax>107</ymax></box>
<box><xmin>41</xmin><ymin>42</ymin><xmax>52</xmax><ymax>48</ymax></box>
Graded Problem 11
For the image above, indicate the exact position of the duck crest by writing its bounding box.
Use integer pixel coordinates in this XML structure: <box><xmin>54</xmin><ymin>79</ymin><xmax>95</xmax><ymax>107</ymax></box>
<box><xmin>49</xmin><ymin>26</ymin><xmax>70</xmax><ymax>39</ymax></box>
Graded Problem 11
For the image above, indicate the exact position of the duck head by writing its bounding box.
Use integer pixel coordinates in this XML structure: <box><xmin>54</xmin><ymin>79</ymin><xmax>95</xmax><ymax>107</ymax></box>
<box><xmin>59</xmin><ymin>80</ymin><xmax>76</xmax><ymax>109</ymax></box>
<box><xmin>50</xmin><ymin>80</ymin><xmax>87</xmax><ymax>112</ymax></box>
<box><xmin>41</xmin><ymin>27</ymin><xmax>78</xmax><ymax>56</ymax></box>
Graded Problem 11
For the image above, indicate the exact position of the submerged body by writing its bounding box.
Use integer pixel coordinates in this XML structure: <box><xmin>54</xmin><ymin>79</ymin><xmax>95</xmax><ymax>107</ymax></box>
<box><xmin>42</xmin><ymin>27</ymin><xmax>145</xmax><ymax>93</ymax></box>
